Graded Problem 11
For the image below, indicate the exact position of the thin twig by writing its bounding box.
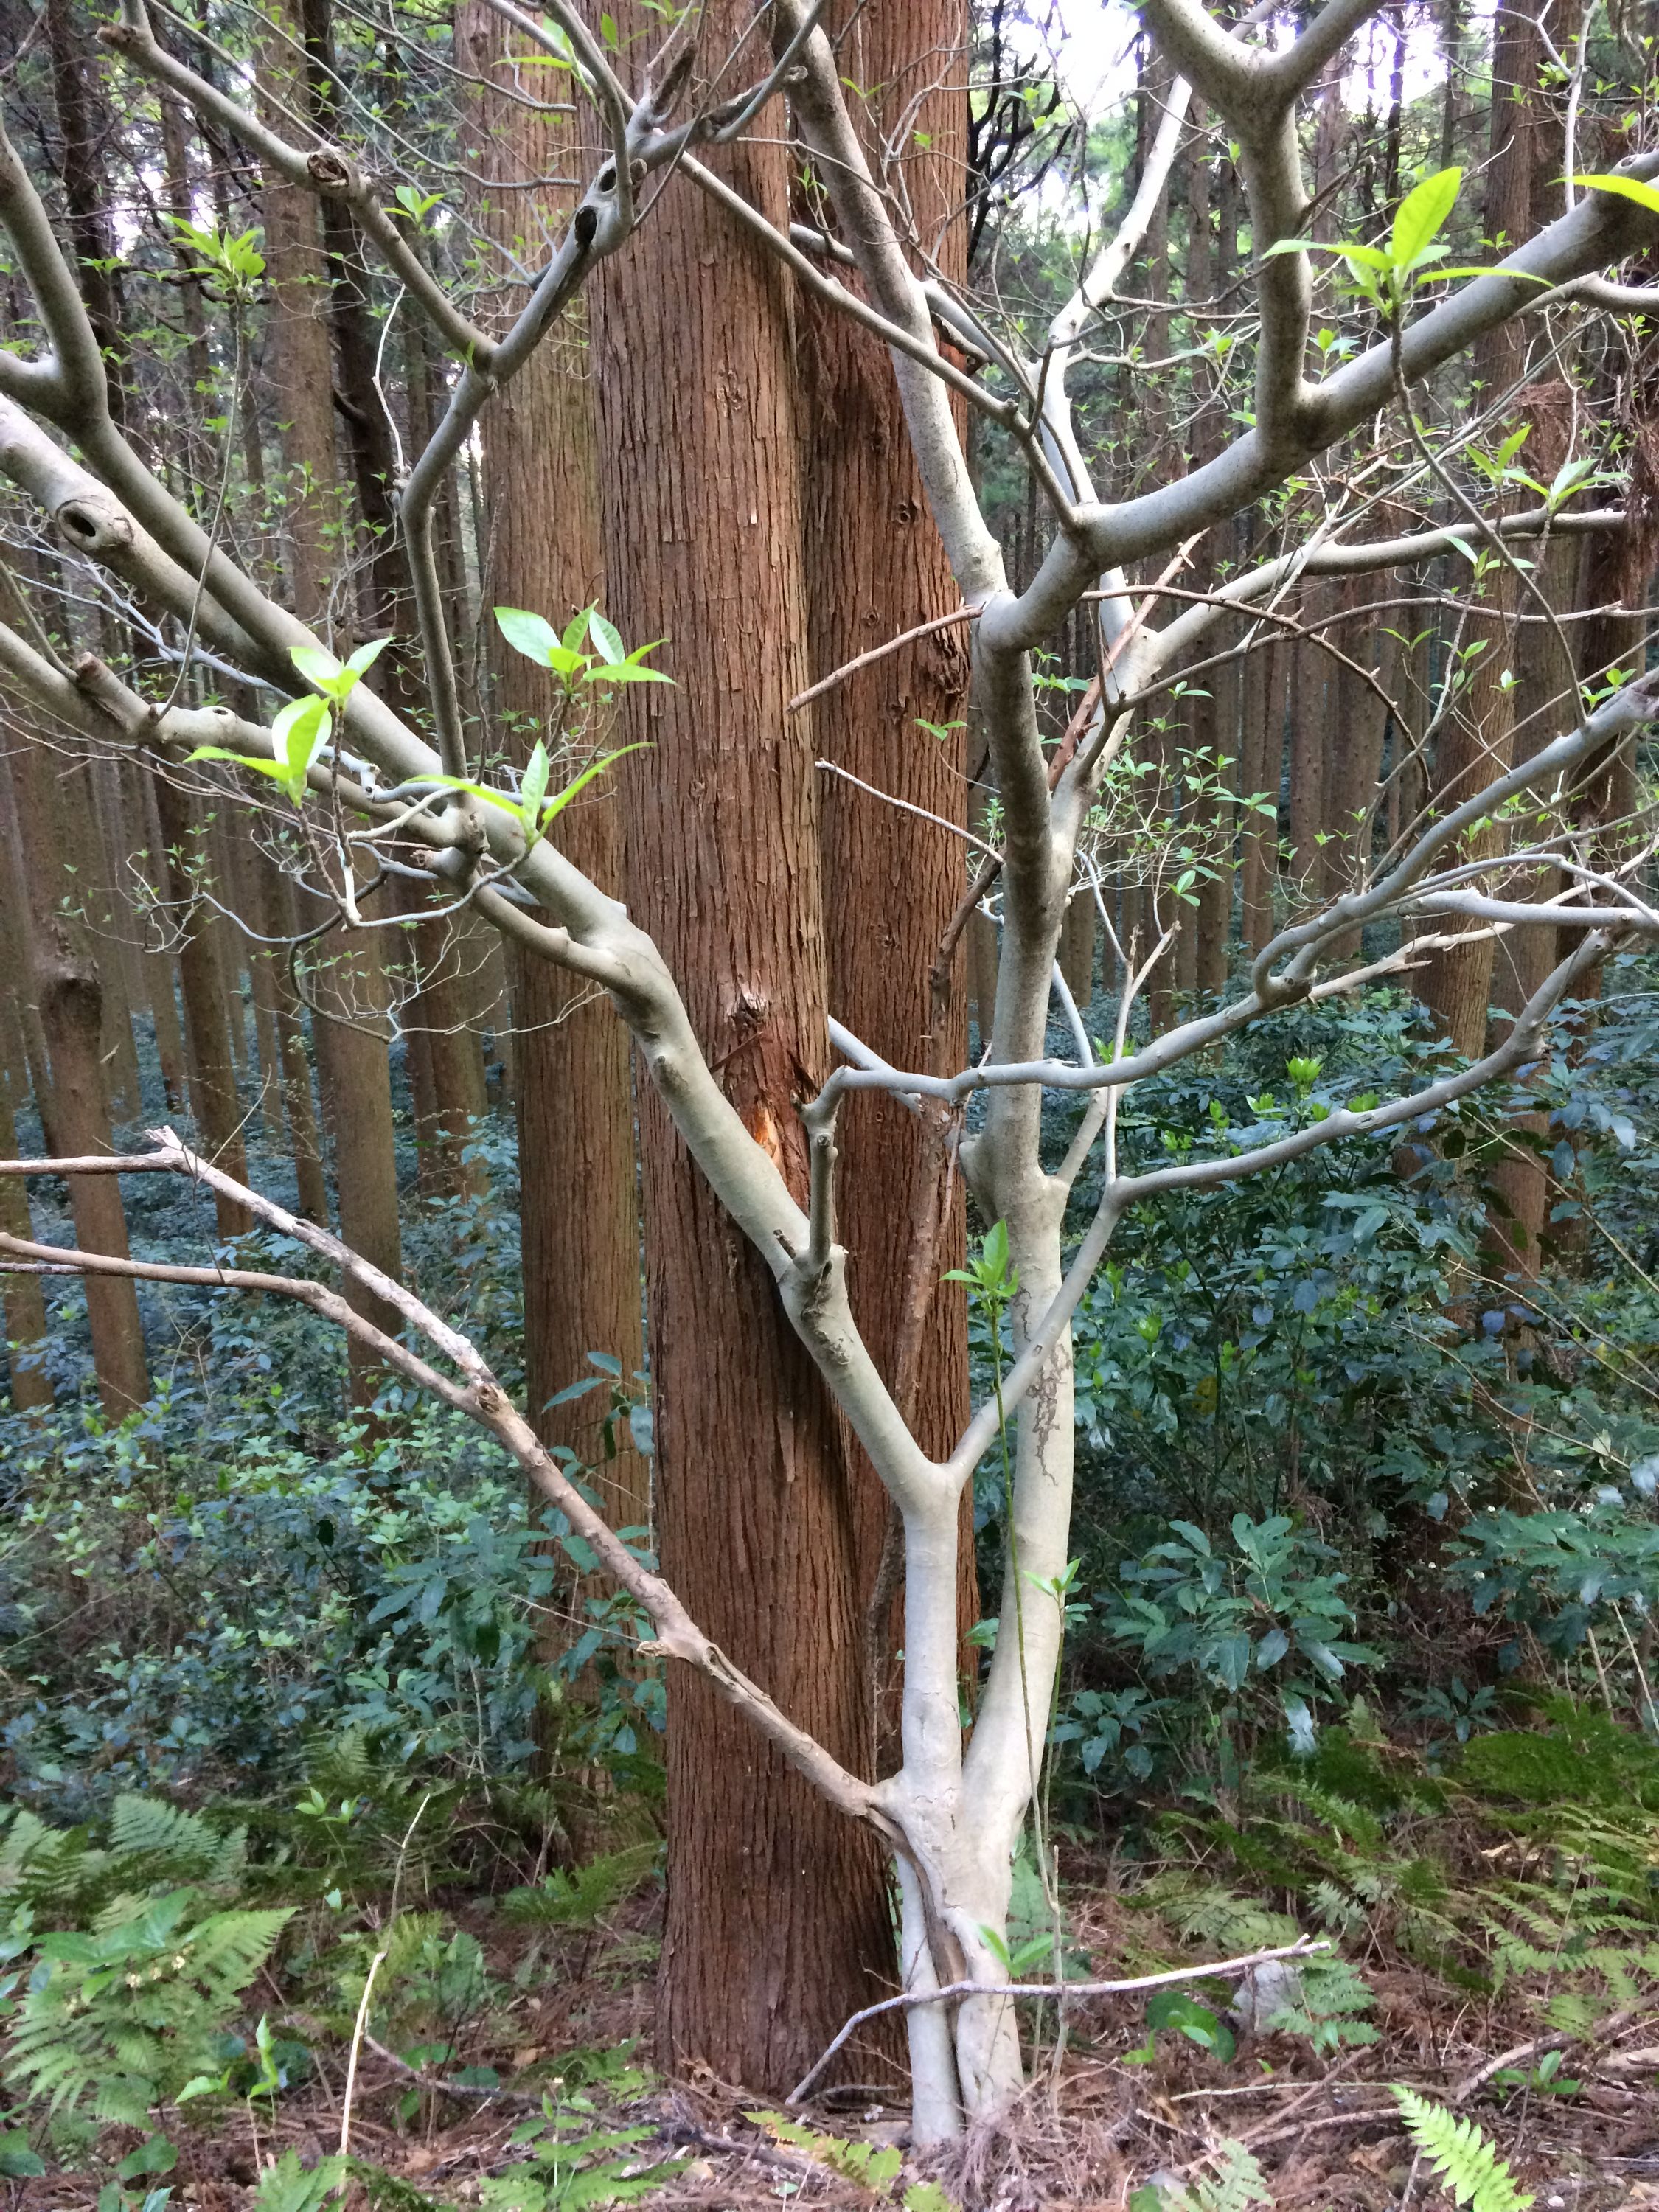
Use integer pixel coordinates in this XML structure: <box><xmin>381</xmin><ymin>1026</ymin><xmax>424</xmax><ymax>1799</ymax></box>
<box><xmin>788</xmin><ymin>605</ymin><xmax>981</xmax><ymax>712</ymax></box>
<box><xmin>362</xmin><ymin>2034</ymin><xmax>540</xmax><ymax>2110</ymax></box>
<box><xmin>786</xmin><ymin>1938</ymin><xmax>1329</xmax><ymax>2104</ymax></box>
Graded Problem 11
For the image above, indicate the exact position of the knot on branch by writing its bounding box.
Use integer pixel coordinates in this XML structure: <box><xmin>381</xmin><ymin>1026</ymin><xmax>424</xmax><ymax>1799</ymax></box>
<box><xmin>55</xmin><ymin>497</ymin><xmax>132</xmax><ymax>556</ymax></box>
<box><xmin>306</xmin><ymin>149</ymin><xmax>353</xmax><ymax>192</ymax></box>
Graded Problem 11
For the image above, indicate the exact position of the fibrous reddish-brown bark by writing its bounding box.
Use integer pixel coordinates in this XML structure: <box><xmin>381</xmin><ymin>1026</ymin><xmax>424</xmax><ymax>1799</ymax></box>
<box><xmin>0</xmin><ymin>1082</ymin><xmax>53</xmax><ymax>1411</ymax></box>
<box><xmin>799</xmin><ymin>0</ymin><xmax>975</xmax><ymax>1704</ymax></box>
<box><xmin>150</xmin><ymin>771</ymin><xmax>251</xmax><ymax>1237</ymax></box>
<box><xmin>1417</xmin><ymin>2</ymin><xmax>1540</xmax><ymax>1054</ymax></box>
<box><xmin>452</xmin><ymin>2</ymin><xmax>644</xmax><ymax>1506</ymax></box>
<box><xmin>8</xmin><ymin>742</ymin><xmax>149</xmax><ymax>1416</ymax></box>
<box><xmin>594</xmin><ymin>0</ymin><xmax>896</xmax><ymax>2093</ymax></box>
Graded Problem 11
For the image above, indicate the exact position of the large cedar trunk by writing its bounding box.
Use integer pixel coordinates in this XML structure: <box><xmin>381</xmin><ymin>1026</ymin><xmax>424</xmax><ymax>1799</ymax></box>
<box><xmin>593</xmin><ymin>0</ymin><xmax>896</xmax><ymax>2094</ymax></box>
<box><xmin>451</xmin><ymin>4</ymin><xmax>646</xmax><ymax>1520</ymax></box>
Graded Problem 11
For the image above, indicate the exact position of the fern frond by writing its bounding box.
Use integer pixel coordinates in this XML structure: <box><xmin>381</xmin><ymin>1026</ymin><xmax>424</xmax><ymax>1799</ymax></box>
<box><xmin>501</xmin><ymin>1843</ymin><xmax>659</xmax><ymax>1928</ymax></box>
<box><xmin>1391</xmin><ymin>2089</ymin><xmax>1534</xmax><ymax>2212</ymax></box>
<box><xmin>1137</xmin><ymin>2139</ymin><xmax>1273</xmax><ymax>2212</ymax></box>
<box><xmin>109</xmin><ymin>1798</ymin><xmax>228</xmax><ymax>1877</ymax></box>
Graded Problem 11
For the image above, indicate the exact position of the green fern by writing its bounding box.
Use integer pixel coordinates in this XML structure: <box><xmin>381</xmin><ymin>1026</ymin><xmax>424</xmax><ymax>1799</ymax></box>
<box><xmin>250</xmin><ymin>2152</ymin><xmax>348</xmax><ymax>2212</ymax></box>
<box><xmin>0</xmin><ymin>1798</ymin><xmax>245</xmax><ymax>1926</ymax></box>
<box><xmin>501</xmin><ymin>1843</ymin><xmax>660</xmax><ymax>1930</ymax></box>
<box><xmin>1136</xmin><ymin>1878</ymin><xmax>1298</xmax><ymax>1957</ymax></box>
<box><xmin>107</xmin><ymin>1798</ymin><xmax>246</xmax><ymax>1888</ymax></box>
<box><xmin>1391</xmin><ymin>2089</ymin><xmax>1534</xmax><ymax>2212</ymax></box>
<box><xmin>1130</xmin><ymin>2139</ymin><xmax>1271</xmax><ymax>2212</ymax></box>
<box><xmin>748</xmin><ymin>2111</ymin><xmax>904</xmax><ymax>2193</ymax></box>
<box><xmin>1264</xmin><ymin>1956</ymin><xmax>1381</xmax><ymax>2054</ymax></box>
<box><xmin>5</xmin><ymin>1888</ymin><xmax>293</xmax><ymax>2126</ymax></box>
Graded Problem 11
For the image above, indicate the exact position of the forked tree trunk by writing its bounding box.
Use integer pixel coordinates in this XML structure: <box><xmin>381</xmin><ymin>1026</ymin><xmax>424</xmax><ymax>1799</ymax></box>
<box><xmin>452</xmin><ymin>3</ymin><xmax>644</xmax><ymax>1508</ymax></box>
<box><xmin>799</xmin><ymin>0</ymin><xmax>975</xmax><ymax>1751</ymax></box>
<box><xmin>130</xmin><ymin>765</ymin><xmax>190</xmax><ymax>1111</ymax></box>
<box><xmin>1239</xmin><ymin>634</ymin><xmax>1280</xmax><ymax>953</ymax></box>
<box><xmin>392</xmin><ymin>872</ymin><xmax>490</xmax><ymax>1203</ymax></box>
<box><xmin>1186</xmin><ymin>119</ymin><xmax>1233</xmax><ymax>995</ymax></box>
<box><xmin>594</xmin><ymin>0</ymin><xmax>896</xmax><ymax>2094</ymax></box>
<box><xmin>9</xmin><ymin>744</ymin><xmax>149</xmax><ymax>1416</ymax></box>
<box><xmin>257</xmin><ymin>23</ymin><xmax>403</xmax><ymax>1397</ymax></box>
<box><xmin>41</xmin><ymin>0</ymin><xmax>130</xmax><ymax>431</ymax></box>
<box><xmin>1489</xmin><ymin>375</ymin><xmax>1582</xmax><ymax>1274</ymax></box>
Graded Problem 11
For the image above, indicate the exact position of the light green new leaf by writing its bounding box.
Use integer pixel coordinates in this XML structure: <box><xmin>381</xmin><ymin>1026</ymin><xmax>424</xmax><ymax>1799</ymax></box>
<box><xmin>1573</xmin><ymin>171</ymin><xmax>1659</xmax><ymax>217</ymax></box>
<box><xmin>186</xmin><ymin>745</ymin><xmax>292</xmax><ymax>789</ymax></box>
<box><xmin>584</xmin><ymin>661</ymin><xmax>672</xmax><ymax>685</ymax></box>
<box><xmin>418</xmin><ymin>744</ymin><xmax>648</xmax><ymax>858</ymax></box>
<box><xmin>586</xmin><ymin>608</ymin><xmax>626</xmax><ymax>666</ymax></box>
<box><xmin>346</xmin><ymin>636</ymin><xmax>390</xmax><ymax>678</ymax></box>
<box><xmin>1430</xmin><ymin>264</ymin><xmax>1556</xmax><ymax>285</ymax></box>
<box><xmin>276</xmin><ymin>695</ymin><xmax>332</xmax><ymax>791</ymax></box>
<box><xmin>493</xmin><ymin>606</ymin><xmax>565</xmax><ymax>666</ymax></box>
<box><xmin>1339</xmin><ymin>243</ymin><xmax>1397</xmax><ymax>274</ymax></box>
<box><xmin>289</xmin><ymin>635</ymin><xmax>387</xmax><ymax>705</ymax></box>
<box><xmin>519</xmin><ymin>739</ymin><xmax>552</xmax><ymax>830</ymax></box>
<box><xmin>1391</xmin><ymin>166</ymin><xmax>1462</xmax><ymax>268</ymax></box>
<box><xmin>189</xmin><ymin>694</ymin><xmax>331</xmax><ymax>807</ymax></box>
<box><xmin>291</xmin><ymin>643</ymin><xmax>344</xmax><ymax>689</ymax></box>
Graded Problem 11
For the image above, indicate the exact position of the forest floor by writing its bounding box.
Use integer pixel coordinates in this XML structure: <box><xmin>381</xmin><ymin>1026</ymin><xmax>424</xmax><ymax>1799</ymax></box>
<box><xmin>5</xmin><ymin>1880</ymin><xmax>1654</xmax><ymax>2212</ymax></box>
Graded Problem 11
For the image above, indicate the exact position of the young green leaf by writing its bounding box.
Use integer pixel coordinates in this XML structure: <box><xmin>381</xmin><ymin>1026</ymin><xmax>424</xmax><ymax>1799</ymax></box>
<box><xmin>584</xmin><ymin>661</ymin><xmax>672</xmax><ymax>686</ymax></box>
<box><xmin>346</xmin><ymin>636</ymin><xmax>390</xmax><ymax>678</ymax></box>
<box><xmin>289</xmin><ymin>636</ymin><xmax>387</xmax><ymax>707</ymax></box>
<box><xmin>1573</xmin><ymin>171</ymin><xmax>1659</xmax><ymax>217</ymax></box>
<box><xmin>494</xmin><ymin>606</ymin><xmax>565</xmax><ymax>666</ymax></box>
<box><xmin>1391</xmin><ymin>167</ymin><xmax>1462</xmax><ymax>269</ymax></box>
<box><xmin>291</xmin><ymin>643</ymin><xmax>346</xmax><ymax>689</ymax></box>
<box><xmin>586</xmin><ymin>608</ymin><xmax>627</xmax><ymax>666</ymax></box>
<box><xmin>519</xmin><ymin>739</ymin><xmax>552</xmax><ymax>831</ymax></box>
<box><xmin>276</xmin><ymin>695</ymin><xmax>332</xmax><ymax>793</ymax></box>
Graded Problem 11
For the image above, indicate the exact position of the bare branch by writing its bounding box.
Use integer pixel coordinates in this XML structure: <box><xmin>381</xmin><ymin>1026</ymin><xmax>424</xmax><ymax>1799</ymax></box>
<box><xmin>787</xmin><ymin>1938</ymin><xmax>1332</xmax><ymax>2107</ymax></box>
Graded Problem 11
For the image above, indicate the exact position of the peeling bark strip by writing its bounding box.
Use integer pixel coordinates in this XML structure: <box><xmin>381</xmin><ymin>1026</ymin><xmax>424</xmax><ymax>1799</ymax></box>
<box><xmin>3</xmin><ymin>0</ymin><xmax>1659</xmax><ymax>2146</ymax></box>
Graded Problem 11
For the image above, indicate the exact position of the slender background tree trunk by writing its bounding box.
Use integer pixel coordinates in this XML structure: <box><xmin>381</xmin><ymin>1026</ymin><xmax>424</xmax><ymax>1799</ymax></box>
<box><xmin>453</xmin><ymin>1</ymin><xmax>646</xmax><ymax>1528</ymax></box>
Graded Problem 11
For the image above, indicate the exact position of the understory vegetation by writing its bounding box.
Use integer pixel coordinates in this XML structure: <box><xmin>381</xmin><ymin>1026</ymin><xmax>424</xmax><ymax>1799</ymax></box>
<box><xmin>4</xmin><ymin>950</ymin><xmax>1658</xmax><ymax>2209</ymax></box>
<box><xmin>10</xmin><ymin>0</ymin><xmax>1659</xmax><ymax>2194</ymax></box>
